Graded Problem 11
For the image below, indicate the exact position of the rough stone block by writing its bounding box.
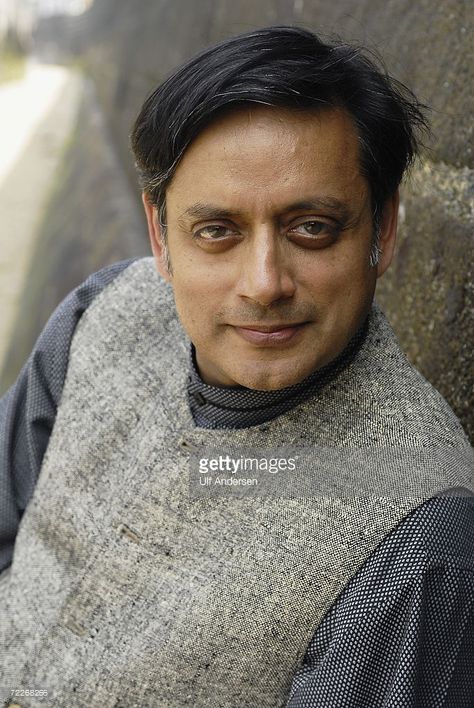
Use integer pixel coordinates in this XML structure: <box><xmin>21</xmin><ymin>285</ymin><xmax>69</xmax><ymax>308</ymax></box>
<box><xmin>376</xmin><ymin>160</ymin><xmax>474</xmax><ymax>439</ymax></box>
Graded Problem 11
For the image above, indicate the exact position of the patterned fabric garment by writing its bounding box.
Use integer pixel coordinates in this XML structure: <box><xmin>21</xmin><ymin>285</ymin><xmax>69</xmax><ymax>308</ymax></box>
<box><xmin>187</xmin><ymin>319</ymin><xmax>369</xmax><ymax>429</ymax></box>
<box><xmin>0</xmin><ymin>259</ymin><xmax>473</xmax><ymax>706</ymax></box>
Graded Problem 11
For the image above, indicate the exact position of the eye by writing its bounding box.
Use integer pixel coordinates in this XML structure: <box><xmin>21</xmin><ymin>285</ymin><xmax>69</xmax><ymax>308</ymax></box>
<box><xmin>289</xmin><ymin>220</ymin><xmax>338</xmax><ymax>237</ymax></box>
<box><xmin>193</xmin><ymin>224</ymin><xmax>236</xmax><ymax>240</ymax></box>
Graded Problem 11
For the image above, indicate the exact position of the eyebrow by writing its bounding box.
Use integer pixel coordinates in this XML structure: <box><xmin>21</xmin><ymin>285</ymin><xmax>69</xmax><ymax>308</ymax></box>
<box><xmin>178</xmin><ymin>197</ymin><xmax>352</xmax><ymax>225</ymax></box>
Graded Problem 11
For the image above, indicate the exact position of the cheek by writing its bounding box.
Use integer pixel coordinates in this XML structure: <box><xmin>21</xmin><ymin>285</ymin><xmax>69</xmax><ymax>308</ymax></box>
<box><xmin>299</xmin><ymin>251</ymin><xmax>375</xmax><ymax>324</ymax></box>
<box><xmin>300</xmin><ymin>249</ymin><xmax>369</xmax><ymax>302</ymax></box>
<box><xmin>169</xmin><ymin>245</ymin><xmax>237</xmax><ymax>316</ymax></box>
<box><xmin>336</xmin><ymin>236</ymin><xmax>372</xmax><ymax>276</ymax></box>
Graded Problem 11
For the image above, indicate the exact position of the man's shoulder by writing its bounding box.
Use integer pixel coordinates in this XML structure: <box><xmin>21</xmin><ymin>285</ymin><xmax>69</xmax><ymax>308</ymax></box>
<box><xmin>82</xmin><ymin>257</ymin><xmax>170</xmax><ymax>309</ymax></box>
<box><xmin>355</xmin><ymin>302</ymin><xmax>470</xmax><ymax>445</ymax></box>
<box><xmin>280</xmin><ymin>301</ymin><xmax>470</xmax><ymax>450</ymax></box>
<box><xmin>73</xmin><ymin>256</ymin><xmax>177</xmax><ymax>338</ymax></box>
<box><xmin>65</xmin><ymin>257</ymin><xmax>187</xmax><ymax>383</ymax></box>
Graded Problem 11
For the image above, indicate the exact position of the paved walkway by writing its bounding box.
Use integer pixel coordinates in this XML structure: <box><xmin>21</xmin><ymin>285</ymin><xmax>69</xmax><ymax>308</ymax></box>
<box><xmin>0</xmin><ymin>59</ymin><xmax>83</xmax><ymax>373</ymax></box>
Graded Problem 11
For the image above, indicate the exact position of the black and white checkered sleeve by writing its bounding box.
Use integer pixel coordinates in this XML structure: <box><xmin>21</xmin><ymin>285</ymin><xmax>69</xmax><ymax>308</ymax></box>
<box><xmin>287</xmin><ymin>494</ymin><xmax>474</xmax><ymax>707</ymax></box>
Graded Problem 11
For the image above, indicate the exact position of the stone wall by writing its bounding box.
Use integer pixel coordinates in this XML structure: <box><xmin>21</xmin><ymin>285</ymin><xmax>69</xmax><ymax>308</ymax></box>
<box><xmin>0</xmin><ymin>77</ymin><xmax>148</xmax><ymax>392</ymax></box>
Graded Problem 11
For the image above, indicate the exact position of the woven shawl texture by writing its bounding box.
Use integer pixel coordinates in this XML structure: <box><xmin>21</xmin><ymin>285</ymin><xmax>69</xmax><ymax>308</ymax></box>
<box><xmin>0</xmin><ymin>258</ymin><xmax>471</xmax><ymax>707</ymax></box>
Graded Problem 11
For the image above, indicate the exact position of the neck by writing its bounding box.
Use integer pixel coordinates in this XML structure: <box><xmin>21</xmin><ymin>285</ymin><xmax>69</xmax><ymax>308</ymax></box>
<box><xmin>187</xmin><ymin>315</ymin><xmax>370</xmax><ymax>429</ymax></box>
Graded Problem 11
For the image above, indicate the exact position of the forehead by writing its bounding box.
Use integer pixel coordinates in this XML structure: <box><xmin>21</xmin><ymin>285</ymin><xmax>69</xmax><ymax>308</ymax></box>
<box><xmin>167</xmin><ymin>105</ymin><xmax>366</xmax><ymax>210</ymax></box>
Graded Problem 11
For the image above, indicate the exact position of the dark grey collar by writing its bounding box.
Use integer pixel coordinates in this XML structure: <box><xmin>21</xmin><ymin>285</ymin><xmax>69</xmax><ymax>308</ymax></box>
<box><xmin>187</xmin><ymin>316</ymin><xmax>369</xmax><ymax>429</ymax></box>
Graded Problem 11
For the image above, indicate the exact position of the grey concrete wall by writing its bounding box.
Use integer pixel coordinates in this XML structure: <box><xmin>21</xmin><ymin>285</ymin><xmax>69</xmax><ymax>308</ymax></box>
<box><xmin>12</xmin><ymin>0</ymin><xmax>472</xmax><ymax>439</ymax></box>
<box><xmin>0</xmin><ymin>77</ymin><xmax>148</xmax><ymax>392</ymax></box>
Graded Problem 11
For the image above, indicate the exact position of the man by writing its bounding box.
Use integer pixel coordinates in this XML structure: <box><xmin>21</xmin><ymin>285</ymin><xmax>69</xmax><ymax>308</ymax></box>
<box><xmin>0</xmin><ymin>25</ymin><xmax>473</xmax><ymax>707</ymax></box>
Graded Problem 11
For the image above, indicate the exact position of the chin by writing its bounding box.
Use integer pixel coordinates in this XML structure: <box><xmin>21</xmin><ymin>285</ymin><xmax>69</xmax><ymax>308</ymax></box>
<box><xmin>235</xmin><ymin>366</ymin><xmax>308</xmax><ymax>391</ymax></box>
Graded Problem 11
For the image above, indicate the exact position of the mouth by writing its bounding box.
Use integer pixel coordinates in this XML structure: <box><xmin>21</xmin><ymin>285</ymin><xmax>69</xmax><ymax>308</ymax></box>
<box><xmin>231</xmin><ymin>322</ymin><xmax>310</xmax><ymax>345</ymax></box>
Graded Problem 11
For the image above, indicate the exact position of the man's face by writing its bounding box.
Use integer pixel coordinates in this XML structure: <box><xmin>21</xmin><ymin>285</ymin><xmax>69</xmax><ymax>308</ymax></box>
<box><xmin>144</xmin><ymin>106</ymin><xmax>397</xmax><ymax>390</ymax></box>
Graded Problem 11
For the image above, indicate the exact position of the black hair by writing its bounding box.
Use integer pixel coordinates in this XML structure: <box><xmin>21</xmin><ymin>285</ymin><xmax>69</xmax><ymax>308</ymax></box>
<box><xmin>130</xmin><ymin>25</ymin><xmax>429</xmax><ymax>235</ymax></box>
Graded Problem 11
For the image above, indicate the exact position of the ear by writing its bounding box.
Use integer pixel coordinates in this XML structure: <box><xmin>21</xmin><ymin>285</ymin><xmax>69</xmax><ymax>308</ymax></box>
<box><xmin>141</xmin><ymin>192</ymin><xmax>172</xmax><ymax>281</ymax></box>
<box><xmin>376</xmin><ymin>189</ymin><xmax>399</xmax><ymax>279</ymax></box>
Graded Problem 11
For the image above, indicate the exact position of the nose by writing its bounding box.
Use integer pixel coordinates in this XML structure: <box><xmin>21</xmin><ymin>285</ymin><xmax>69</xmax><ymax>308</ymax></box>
<box><xmin>236</xmin><ymin>228</ymin><xmax>296</xmax><ymax>307</ymax></box>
